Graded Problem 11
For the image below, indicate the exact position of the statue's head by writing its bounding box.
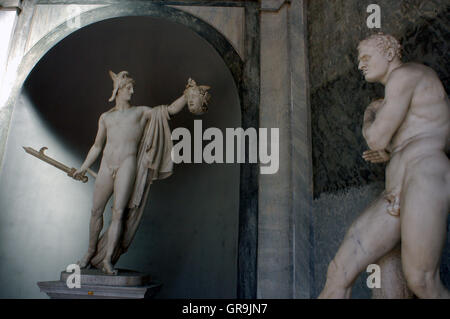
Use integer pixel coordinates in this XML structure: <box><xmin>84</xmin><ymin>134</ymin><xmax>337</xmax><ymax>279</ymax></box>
<box><xmin>108</xmin><ymin>70</ymin><xmax>135</xmax><ymax>102</ymax></box>
<box><xmin>184</xmin><ymin>78</ymin><xmax>211</xmax><ymax>115</ymax></box>
<box><xmin>357</xmin><ymin>33</ymin><xmax>402</xmax><ymax>83</ymax></box>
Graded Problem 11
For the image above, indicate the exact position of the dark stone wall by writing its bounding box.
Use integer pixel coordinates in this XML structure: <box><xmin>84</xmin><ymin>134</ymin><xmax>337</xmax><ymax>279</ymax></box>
<box><xmin>308</xmin><ymin>0</ymin><xmax>450</xmax><ymax>196</ymax></box>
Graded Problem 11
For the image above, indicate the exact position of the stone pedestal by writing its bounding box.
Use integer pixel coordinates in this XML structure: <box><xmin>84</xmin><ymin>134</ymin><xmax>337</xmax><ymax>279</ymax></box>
<box><xmin>37</xmin><ymin>269</ymin><xmax>162</xmax><ymax>299</ymax></box>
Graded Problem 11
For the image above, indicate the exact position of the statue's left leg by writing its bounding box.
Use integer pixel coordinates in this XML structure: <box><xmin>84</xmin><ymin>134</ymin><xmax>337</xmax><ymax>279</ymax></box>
<box><xmin>401</xmin><ymin>155</ymin><xmax>450</xmax><ymax>299</ymax></box>
<box><xmin>319</xmin><ymin>193</ymin><xmax>401</xmax><ymax>299</ymax></box>
<box><xmin>102</xmin><ymin>157</ymin><xmax>137</xmax><ymax>275</ymax></box>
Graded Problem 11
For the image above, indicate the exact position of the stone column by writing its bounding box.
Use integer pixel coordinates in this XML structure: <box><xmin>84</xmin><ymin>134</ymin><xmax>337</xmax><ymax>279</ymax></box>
<box><xmin>258</xmin><ymin>0</ymin><xmax>313</xmax><ymax>299</ymax></box>
<box><xmin>0</xmin><ymin>0</ymin><xmax>37</xmax><ymax>172</ymax></box>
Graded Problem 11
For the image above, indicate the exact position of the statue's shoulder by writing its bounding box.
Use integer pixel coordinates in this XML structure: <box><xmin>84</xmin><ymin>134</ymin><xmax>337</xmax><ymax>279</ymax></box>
<box><xmin>133</xmin><ymin>105</ymin><xmax>153</xmax><ymax>115</ymax></box>
<box><xmin>102</xmin><ymin>107</ymin><xmax>116</xmax><ymax>115</ymax></box>
<box><xmin>406</xmin><ymin>62</ymin><xmax>441</xmax><ymax>81</ymax></box>
<box><xmin>98</xmin><ymin>107</ymin><xmax>116</xmax><ymax>121</ymax></box>
<box><xmin>388</xmin><ymin>63</ymin><xmax>424</xmax><ymax>86</ymax></box>
<box><xmin>138</xmin><ymin>105</ymin><xmax>168</xmax><ymax>112</ymax></box>
<box><xmin>136</xmin><ymin>105</ymin><xmax>152</xmax><ymax>110</ymax></box>
<box><xmin>395</xmin><ymin>62</ymin><xmax>432</xmax><ymax>77</ymax></box>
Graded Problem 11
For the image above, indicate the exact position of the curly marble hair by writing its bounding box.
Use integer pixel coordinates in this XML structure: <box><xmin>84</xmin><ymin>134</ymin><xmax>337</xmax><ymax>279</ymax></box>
<box><xmin>184</xmin><ymin>78</ymin><xmax>211</xmax><ymax>115</ymax></box>
<box><xmin>358</xmin><ymin>32</ymin><xmax>402</xmax><ymax>60</ymax></box>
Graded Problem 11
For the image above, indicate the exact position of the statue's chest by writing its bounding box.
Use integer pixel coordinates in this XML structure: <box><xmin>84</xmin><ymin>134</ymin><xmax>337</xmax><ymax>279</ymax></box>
<box><xmin>104</xmin><ymin>110</ymin><xmax>141</xmax><ymax>130</ymax></box>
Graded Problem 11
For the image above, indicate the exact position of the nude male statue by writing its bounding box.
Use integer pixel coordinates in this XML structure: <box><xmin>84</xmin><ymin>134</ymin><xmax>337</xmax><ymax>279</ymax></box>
<box><xmin>319</xmin><ymin>33</ymin><xmax>450</xmax><ymax>299</ymax></box>
<box><xmin>73</xmin><ymin>71</ymin><xmax>209</xmax><ymax>275</ymax></box>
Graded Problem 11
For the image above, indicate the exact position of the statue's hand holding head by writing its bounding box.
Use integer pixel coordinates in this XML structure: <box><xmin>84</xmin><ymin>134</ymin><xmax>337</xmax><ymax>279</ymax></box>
<box><xmin>184</xmin><ymin>78</ymin><xmax>211</xmax><ymax>115</ymax></box>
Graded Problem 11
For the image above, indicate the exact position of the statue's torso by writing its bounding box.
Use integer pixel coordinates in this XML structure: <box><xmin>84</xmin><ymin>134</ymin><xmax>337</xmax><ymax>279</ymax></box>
<box><xmin>388</xmin><ymin>63</ymin><xmax>449</xmax><ymax>155</ymax></box>
<box><xmin>385</xmin><ymin>63</ymin><xmax>449</xmax><ymax>193</ymax></box>
<box><xmin>101</xmin><ymin>106</ymin><xmax>150</xmax><ymax>167</ymax></box>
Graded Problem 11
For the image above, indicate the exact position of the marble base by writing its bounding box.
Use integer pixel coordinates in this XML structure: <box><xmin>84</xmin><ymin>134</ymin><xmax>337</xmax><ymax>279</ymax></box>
<box><xmin>37</xmin><ymin>269</ymin><xmax>161</xmax><ymax>299</ymax></box>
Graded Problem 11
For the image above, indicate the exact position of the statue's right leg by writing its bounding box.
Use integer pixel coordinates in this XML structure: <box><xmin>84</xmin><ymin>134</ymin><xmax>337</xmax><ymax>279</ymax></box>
<box><xmin>400</xmin><ymin>157</ymin><xmax>450</xmax><ymax>299</ymax></box>
<box><xmin>102</xmin><ymin>157</ymin><xmax>137</xmax><ymax>275</ymax></box>
<box><xmin>318</xmin><ymin>193</ymin><xmax>401</xmax><ymax>298</ymax></box>
<box><xmin>78</xmin><ymin>167</ymin><xmax>114</xmax><ymax>268</ymax></box>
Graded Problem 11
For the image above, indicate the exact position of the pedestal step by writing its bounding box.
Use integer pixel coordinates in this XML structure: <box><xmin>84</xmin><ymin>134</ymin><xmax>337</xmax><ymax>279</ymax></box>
<box><xmin>38</xmin><ymin>269</ymin><xmax>161</xmax><ymax>299</ymax></box>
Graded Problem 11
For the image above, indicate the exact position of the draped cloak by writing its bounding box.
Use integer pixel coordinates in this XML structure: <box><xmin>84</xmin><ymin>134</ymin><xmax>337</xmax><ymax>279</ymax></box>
<box><xmin>90</xmin><ymin>105</ymin><xmax>173</xmax><ymax>268</ymax></box>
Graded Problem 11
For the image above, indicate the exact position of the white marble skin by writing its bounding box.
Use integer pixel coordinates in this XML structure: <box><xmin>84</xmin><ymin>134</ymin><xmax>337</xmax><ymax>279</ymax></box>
<box><xmin>74</xmin><ymin>71</ymin><xmax>209</xmax><ymax>275</ymax></box>
<box><xmin>320</xmin><ymin>33</ymin><xmax>450</xmax><ymax>299</ymax></box>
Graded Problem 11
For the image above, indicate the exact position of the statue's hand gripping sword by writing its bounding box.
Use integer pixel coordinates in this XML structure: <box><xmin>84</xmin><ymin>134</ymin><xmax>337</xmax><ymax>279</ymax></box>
<box><xmin>23</xmin><ymin>146</ymin><xmax>97</xmax><ymax>183</ymax></box>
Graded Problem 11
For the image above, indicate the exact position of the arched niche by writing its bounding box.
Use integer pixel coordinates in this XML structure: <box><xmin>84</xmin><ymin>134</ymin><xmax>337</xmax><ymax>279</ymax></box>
<box><xmin>0</xmin><ymin>3</ymin><xmax>259</xmax><ymax>299</ymax></box>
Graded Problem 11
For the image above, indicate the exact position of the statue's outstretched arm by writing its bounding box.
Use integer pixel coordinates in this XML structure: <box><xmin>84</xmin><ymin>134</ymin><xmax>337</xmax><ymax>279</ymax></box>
<box><xmin>76</xmin><ymin>115</ymin><xmax>106</xmax><ymax>175</ymax></box>
<box><xmin>167</xmin><ymin>94</ymin><xmax>187</xmax><ymax>116</ymax></box>
<box><xmin>363</xmin><ymin>70</ymin><xmax>414</xmax><ymax>151</ymax></box>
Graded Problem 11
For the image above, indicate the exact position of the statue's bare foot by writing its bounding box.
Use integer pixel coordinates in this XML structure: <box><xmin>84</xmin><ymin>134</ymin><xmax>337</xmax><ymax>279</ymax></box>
<box><xmin>102</xmin><ymin>260</ymin><xmax>118</xmax><ymax>276</ymax></box>
<box><xmin>77</xmin><ymin>250</ymin><xmax>95</xmax><ymax>269</ymax></box>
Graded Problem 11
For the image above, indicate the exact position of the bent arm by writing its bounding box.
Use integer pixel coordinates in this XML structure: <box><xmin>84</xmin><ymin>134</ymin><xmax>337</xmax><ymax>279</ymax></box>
<box><xmin>80</xmin><ymin>115</ymin><xmax>106</xmax><ymax>171</ymax></box>
<box><xmin>167</xmin><ymin>95</ymin><xmax>187</xmax><ymax>116</ymax></box>
<box><xmin>362</xmin><ymin>100</ymin><xmax>382</xmax><ymax>136</ymax></box>
<box><xmin>363</xmin><ymin>71</ymin><xmax>415</xmax><ymax>150</ymax></box>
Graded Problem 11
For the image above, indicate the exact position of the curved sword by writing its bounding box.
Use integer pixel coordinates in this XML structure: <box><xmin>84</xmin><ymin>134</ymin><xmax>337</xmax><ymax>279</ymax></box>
<box><xmin>23</xmin><ymin>146</ymin><xmax>97</xmax><ymax>183</ymax></box>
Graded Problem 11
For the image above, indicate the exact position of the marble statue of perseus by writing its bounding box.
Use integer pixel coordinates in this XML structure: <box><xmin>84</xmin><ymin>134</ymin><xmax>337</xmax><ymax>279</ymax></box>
<box><xmin>73</xmin><ymin>71</ymin><xmax>210</xmax><ymax>275</ymax></box>
<box><xmin>319</xmin><ymin>33</ymin><xmax>450</xmax><ymax>298</ymax></box>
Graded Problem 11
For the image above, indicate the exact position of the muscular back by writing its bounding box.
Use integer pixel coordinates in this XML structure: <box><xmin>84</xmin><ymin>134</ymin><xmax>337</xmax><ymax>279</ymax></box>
<box><xmin>101</xmin><ymin>106</ymin><xmax>151</xmax><ymax>167</ymax></box>
<box><xmin>387</xmin><ymin>63</ymin><xmax>449</xmax><ymax>154</ymax></box>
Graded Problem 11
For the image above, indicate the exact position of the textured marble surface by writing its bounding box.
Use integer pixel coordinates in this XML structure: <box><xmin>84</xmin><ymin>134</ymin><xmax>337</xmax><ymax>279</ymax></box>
<box><xmin>259</xmin><ymin>4</ymin><xmax>293</xmax><ymax>299</ymax></box>
<box><xmin>0</xmin><ymin>0</ymin><xmax>37</xmax><ymax>175</ymax></box>
<box><xmin>258</xmin><ymin>0</ymin><xmax>312</xmax><ymax>299</ymax></box>
<box><xmin>308</xmin><ymin>0</ymin><xmax>450</xmax><ymax>196</ymax></box>
<box><xmin>287</xmin><ymin>0</ymin><xmax>313</xmax><ymax>299</ymax></box>
<box><xmin>38</xmin><ymin>280</ymin><xmax>161</xmax><ymax>299</ymax></box>
<box><xmin>59</xmin><ymin>269</ymin><xmax>151</xmax><ymax>287</ymax></box>
<box><xmin>236</xmin><ymin>6</ymin><xmax>260</xmax><ymax>299</ymax></box>
<box><xmin>23</xmin><ymin>3</ymin><xmax>246</xmax><ymax>59</ymax></box>
<box><xmin>170</xmin><ymin>5</ymin><xmax>245</xmax><ymax>59</ymax></box>
<box><xmin>25</xmin><ymin>4</ymin><xmax>106</xmax><ymax>53</ymax></box>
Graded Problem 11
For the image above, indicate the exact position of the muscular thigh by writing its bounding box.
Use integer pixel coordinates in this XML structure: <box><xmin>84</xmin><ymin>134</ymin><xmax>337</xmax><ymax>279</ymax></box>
<box><xmin>386</xmin><ymin>153</ymin><xmax>405</xmax><ymax>193</ymax></box>
<box><xmin>400</xmin><ymin>154</ymin><xmax>450</xmax><ymax>270</ymax></box>
<box><xmin>113</xmin><ymin>157</ymin><xmax>137</xmax><ymax>210</ymax></box>
<box><xmin>92</xmin><ymin>166</ymin><xmax>114</xmax><ymax>211</ymax></box>
<box><xmin>334</xmin><ymin>194</ymin><xmax>401</xmax><ymax>273</ymax></box>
